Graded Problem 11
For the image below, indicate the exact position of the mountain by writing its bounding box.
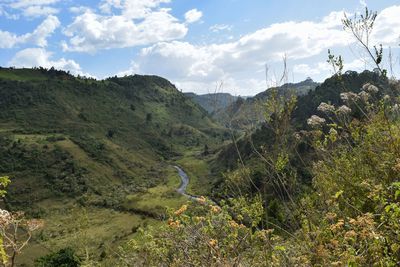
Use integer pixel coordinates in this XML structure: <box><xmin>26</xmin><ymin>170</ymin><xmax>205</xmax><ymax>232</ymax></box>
<box><xmin>184</xmin><ymin>92</ymin><xmax>238</xmax><ymax>114</ymax></box>
<box><xmin>0</xmin><ymin>67</ymin><xmax>228</xmax><ymax>264</ymax></box>
<box><xmin>214</xmin><ymin>78</ymin><xmax>319</xmax><ymax>129</ymax></box>
<box><xmin>213</xmin><ymin>70</ymin><xmax>386</xmax><ymax>171</ymax></box>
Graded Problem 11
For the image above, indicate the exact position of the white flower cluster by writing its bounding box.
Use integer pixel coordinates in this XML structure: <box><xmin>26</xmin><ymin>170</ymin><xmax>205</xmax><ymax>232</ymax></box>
<box><xmin>317</xmin><ymin>102</ymin><xmax>335</xmax><ymax>114</ymax></box>
<box><xmin>340</xmin><ymin>92</ymin><xmax>359</xmax><ymax>102</ymax></box>
<box><xmin>362</xmin><ymin>83</ymin><xmax>379</xmax><ymax>94</ymax></box>
<box><xmin>307</xmin><ymin>115</ymin><xmax>326</xmax><ymax>127</ymax></box>
<box><xmin>358</xmin><ymin>91</ymin><xmax>370</xmax><ymax>102</ymax></box>
<box><xmin>0</xmin><ymin>209</ymin><xmax>11</xmax><ymax>227</ymax></box>
<box><xmin>392</xmin><ymin>104</ymin><xmax>400</xmax><ymax>113</ymax></box>
<box><xmin>337</xmin><ymin>105</ymin><xmax>352</xmax><ymax>115</ymax></box>
<box><xmin>389</xmin><ymin>79</ymin><xmax>400</xmax><ymax>91</ymax></box>
<box><xmin>383</xmin><ymin>95</ymin><xmax>391</xmax><ymax>102</ymax></box>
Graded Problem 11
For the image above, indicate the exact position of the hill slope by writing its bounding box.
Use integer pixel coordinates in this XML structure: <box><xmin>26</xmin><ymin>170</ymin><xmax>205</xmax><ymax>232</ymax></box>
<box><xmin>0</xmin><ymin>67</ymin><xmax>227</xmax><ymax>264</ymax></box>
<box><xmin>214</xmin><ymin>78</ymin><xmax>319</xmax><ymax>129</ymax></box>
<box><xmin>185</xmin><ymin>92</ymin><xmax>238</xmax><ymax>114</ymax></box>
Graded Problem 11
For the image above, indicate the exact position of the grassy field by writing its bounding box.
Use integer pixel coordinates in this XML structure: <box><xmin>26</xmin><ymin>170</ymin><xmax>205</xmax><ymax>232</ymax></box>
<box><xmin>123</xmin><ymin>165</ymin><xmax>188</xmax><ymax>216</ymax></box>
<box><xmin>176</xmin><ymin>149</ymin><xmax>214</xmax><ymax>196</ymax></box>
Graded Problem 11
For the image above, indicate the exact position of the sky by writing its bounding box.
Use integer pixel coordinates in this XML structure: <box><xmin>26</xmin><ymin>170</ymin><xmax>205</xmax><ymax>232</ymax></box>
<box><xmin>0</xmin><ymin>0</ymin><xmax>399</xmax><ymax>96</ymax></box>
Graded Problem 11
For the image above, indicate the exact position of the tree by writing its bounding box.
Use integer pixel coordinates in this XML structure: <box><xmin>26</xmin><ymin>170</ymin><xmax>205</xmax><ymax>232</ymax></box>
<box><xmin>203</xmin><ymin>144</ymin><xmax>209</xmax><ymax>155</ymax></box>
<box><xmin>0</xmin><ymin>176</ymin><xmax>43</xmax><ymax>267</ymax></box>
<box><xmin>146</xmin><ymin>113</ymin><xmax>152</xmax><ymax>123</ymax></box>
<box><xmin>35</xmin><ymin>248</ymin><xmax>81</xmax><ymax>267</ymax></box>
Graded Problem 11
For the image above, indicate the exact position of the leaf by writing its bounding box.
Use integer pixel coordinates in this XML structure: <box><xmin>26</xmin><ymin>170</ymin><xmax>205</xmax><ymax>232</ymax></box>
<box><xmin>334</xmin><ymin>190</ymin><xmax>344</xmax><ymax>199</ymax></box>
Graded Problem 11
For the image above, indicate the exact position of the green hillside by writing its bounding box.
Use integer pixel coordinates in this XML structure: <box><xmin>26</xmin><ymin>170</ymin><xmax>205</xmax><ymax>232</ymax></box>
<box><xmin>184</xmin><ymin>92</ymin><xmax>239</xmax><ymax>114</ymax></box>
<box><xmin>0</xmin><ymin>67</ymin><xmax>227</xmax><ymax>265</ymax></box>
<box><xmin>215</xmin><ymin>78</ymin><xmax>319</xmax><ymax>130</ymax></box>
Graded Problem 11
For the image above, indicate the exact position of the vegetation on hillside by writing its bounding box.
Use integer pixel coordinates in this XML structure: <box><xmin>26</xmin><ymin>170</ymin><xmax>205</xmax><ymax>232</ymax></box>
<box><xmin>0</xmin><ymin>5</ymin><xmax>398</xmax><ymax>267</ymax></box>
<box><xmin>120</xmin><ymin>7</ymin><xmax>400</xmax><ymax>266</ymax></box>
<box><xmin>0</xmin><ymin>69</ymin><xmax>226</xmax><ymax>265</ymax></box>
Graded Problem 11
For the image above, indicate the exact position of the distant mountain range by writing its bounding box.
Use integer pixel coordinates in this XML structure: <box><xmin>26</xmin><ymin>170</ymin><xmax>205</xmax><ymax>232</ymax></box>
<box><xmin>184</xmin><ymin>92</ymin><xmax>239</xmax><ymax>114</ymax></box>
<box><xmin>213</xmin><ymin>78</ymin><xmax>320</xmax><ymax>129</ymax></box>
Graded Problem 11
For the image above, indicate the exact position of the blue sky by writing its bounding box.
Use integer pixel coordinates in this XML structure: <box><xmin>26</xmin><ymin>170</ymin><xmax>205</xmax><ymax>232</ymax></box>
<box><xmin>0</xmin><ymin>0</ymin><xmax>399</xmax><ymax>95</ymax></box>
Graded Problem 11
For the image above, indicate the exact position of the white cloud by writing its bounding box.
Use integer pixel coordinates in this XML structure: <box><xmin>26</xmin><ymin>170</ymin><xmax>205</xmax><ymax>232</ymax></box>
<box><xmin>0</xmin><ymin>15</ymin><xmax>60</xmax><ymax>48</ymax></box>
<box><xmin>126</xmin><ymin>10</ymin><xmax>352</xmax><ymax>93</ymax></box>
<box><xmin>184</xmin><ymin>9</ymin><xmax>202</xmax><ymax>24</ymax></box>
<box><xmin>123</xmin><ymin>5</ymin><xmax>400</xmax><ymax>95</ymax></box>
<box><xmin>293</xmin><ymin>63</ymin><xmax>327</xmax><ymax>76</ymax></box>
<box><xmin>359</xmin><ymin>0</ymin><xmax>367</xmax><ymax>8</ymax></box>
<box><xmin>9</xmin><ymin>0</ymin><xmax>59</xmax><ymax>9</ymax></box>
<box><xmin>69</xmin><ymin>6</ymin><xmax>92</xmax><ymax>14</ymax></box>
<box><xmin>2</xmin><ymin>0</ymin><xmax>60</xmax><ymax>18</ymax></box>
<box><xmin>8</xmin><ymin>48</ymin><xmax>92</xmax><ymax>77</ymax></box>
<box><xmin>371</xmin><ymin>5</ymin><xmax>400</xmax><ymax>46</ymax></box>
<box><xmin>209</xmin><ymin>24</ymin><xmax>233</xmax><ymax>33</ymax></box>
<box><xmin>22</xmin><ymin>5</ymin><xmax>59</xmax><ymax>17</ymax></box>
<box><xmin>99</xmin><ymin>0</ymin><xmax>171</xmax><ymax>19</ymax></box>
<box><xmin>62</xmin><ymin>1</ymin><xmax>188</xmax><ymax>53</ymax></box>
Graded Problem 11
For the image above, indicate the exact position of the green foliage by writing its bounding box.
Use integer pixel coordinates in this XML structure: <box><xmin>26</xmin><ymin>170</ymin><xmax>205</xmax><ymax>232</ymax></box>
<box><xmin>0</xmin><ymin>176</ymin><xmax>10</xmax><ymax>197</ymax></box>
<box><xmin>35</xmin><ymin>248</ymin><xmax>81</xmax><ymax>267</ymax></box>
<box><xmin>120</xmin><ymin>197</ymin><xmax>287</xmax><ymax>266</ymax></box>
<box><xmin>0</xmin><ymin>67</ymin><xmax>225</xmax><ymax>264</ymax></box>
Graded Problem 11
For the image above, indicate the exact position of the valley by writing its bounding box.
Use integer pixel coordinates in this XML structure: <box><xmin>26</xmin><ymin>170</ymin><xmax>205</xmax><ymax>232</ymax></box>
<box><xmin>0</xmin><ymin>68</ymin><xmax>226</xmax><ymax>265</ymax></box>
<box><xmin>0</xmin><ymin>3</ymin><xmax>399</xmax><ymax>266</ymax></box>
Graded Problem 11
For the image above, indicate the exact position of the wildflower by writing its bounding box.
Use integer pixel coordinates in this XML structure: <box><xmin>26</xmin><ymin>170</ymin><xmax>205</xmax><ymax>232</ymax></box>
<box><xmin>194</xmin><ymin>216</ymin><xmax>205</xmax><ymax>223</ymax></box>
<box><xmin>229</xmin><ymin>220</ymin><xmax>239</xmax><ymax>228</ymax></box>
<box><xmin>392</xmin><ymin>104</ymin><xmax>400</xmax><ymax>114</ymax></box>
<box><xmin>0</xmin><ymin>209</ymin><xmax>11</xmax><ymax>227</ymax></box>
<box><xmin>362</xmin><ymin>83</ymin><xmax>379</xmax><ymax>93</ymax></box>
<box><xmin>383</xmin><ymin>94</ymin><xmax>391</xmax><ymax>101</ymax></box>
<box><xmin>210</xmin><ymin>205</ymin><xmax>221</xmax><ymax>213</ymax></box>
<box><xmin>264</xmin><ymin>228</ymin><xmax>274</xmax><ymax>235</ymax></box>
<box><xmin>315</xmin><ymin>245</ymin><xmax>327</xmax><ymax>257</ymax></box>
<box><xmin>174</xmin><ymin>205</ymin><xmax>188</xmax><ymax>216</ymax></box>
<box><xmin>344</xmin><ymin>230</ymin><xmax>357</xmax><ymax>240</ymax></box>
<box><xmin>340</xmin><ymin>92</ymin><xmax>359</xmax><ymax>102</ymax></box>
<box><xmin>330</xmin><ymin>219</ymin><xmax>344</xmax><ymax>232</ymax></box>
<box><xmin>317</xmin><ymin>102</ymin><xmax>335</xmax><ymax>114</ymax></box>
<box><xmin>209</xmin><ymin>239</ymin><xmax>218</xmax><ymax>247</ymax></box>
<box><xmin>358</xmin><ymin>91</ymin><xmax>370</xmax><ymax>102</ymax></box>
<box><xmin>393</xmin><ymin>158</ymin><xmax>400</xmax><ymax>172</ymax></box>
<box><xmin>26</xmin><ymin>219</ymin><xmax>45</xmax><ymax>232</ymax></box>
<box><xmin>325</xmin><ymin>212</ymin><xmax>337</xmax><ymax>221</ymax></box>
<box><xmin>168</xmin><ymin>219</ymin><xmax>181</xmax><ymax>228</ymax></box>
<box><xmin>337</xmin><ymin>105</ymin><xmax>352</xmax><ymax>115</ymax></box>
<box><xmin>197</xmin><ymin>196</ymin><xmax>207</xmax><ymax>204</ymax></box>
<box><xmin>330</xmin><ymin>239</ymin><xmax>339</xmax><ymax>247</ymax></box>
<box><xmin>307</xmin><ymin>115</ymin><xmax>326</xmax><ymax>128</ymax></box>
<box><xmin>389</xmin><ymin>79</ymin><xmax>400</xmax><ymax>91</ymax></box>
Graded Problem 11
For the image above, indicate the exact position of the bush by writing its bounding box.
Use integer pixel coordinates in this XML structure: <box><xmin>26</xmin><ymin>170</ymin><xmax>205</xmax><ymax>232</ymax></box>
<box><xmin>35</xmin><ymin>248</ymin><xmax>81</xmax><ymax>267</ymax></box>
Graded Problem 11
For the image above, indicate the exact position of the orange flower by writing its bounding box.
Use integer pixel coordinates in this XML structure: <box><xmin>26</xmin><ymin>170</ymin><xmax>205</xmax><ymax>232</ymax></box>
<box><xmin>325</xmin><ymin>212</ymin><xmax>337</xmax><ymax>221</ymax></box>
<box><xmin>209</xmin><ymin>205</ymin><xmax>221</xmax><ymax>213</ymax></box>
<box><xmin>174</xmin><ymin>205</ymin><xmax>188</xmax><ymax>216</ymax></box>
<box><xmin>168</xmin><ymin>219</ymin><xmax>181</xmax><ymax>228</ymax></box>
<box><xmin>344</xmin><ymin>230</ymin><xmax>357</xmax><ymax>240</ymax></box>
<box><xmin>229</xmin><ymin>220</ymin><xmax>239</xmax><ymax>228</ymax></box>
<box><xmin>330</xmin><ymin>219</ymin><xmax>344</xmax><ymax>232</ymax></box>
<box><xmin>209</xmin><ymin>239</ymin><xmax>218</xmax><ymax>247</ymax></box>
<box><xmin>197</xmin><ymin>196</ymin><xmax>207</xmax><ymax>204</ymax></box>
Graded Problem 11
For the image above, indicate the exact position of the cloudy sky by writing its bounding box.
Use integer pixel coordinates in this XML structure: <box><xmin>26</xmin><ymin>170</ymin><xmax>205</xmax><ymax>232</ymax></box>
<box><xmin>0</xmin><ymin>0</ymin><xmax>399</xmax><ymax>95</ymax></box>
